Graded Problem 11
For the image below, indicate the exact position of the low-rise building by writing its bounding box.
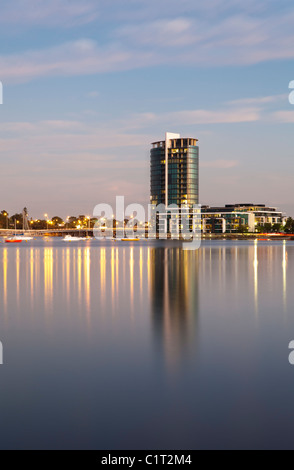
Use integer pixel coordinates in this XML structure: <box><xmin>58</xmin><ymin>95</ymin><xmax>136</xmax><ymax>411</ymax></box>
<box><xmin>201</xmin><ymin>203</ymin><xmax>285</xmax><ymax>234</ymax></box>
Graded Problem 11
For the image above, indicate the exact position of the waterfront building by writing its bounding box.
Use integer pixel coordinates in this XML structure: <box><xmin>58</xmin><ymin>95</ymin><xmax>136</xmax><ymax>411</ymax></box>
<box><xmin>201</xmin><ymin>203</ymin><xmax>285</xmax><ymax>234</ymax></box>
<box><xmin>150</xmin><ymin>133</ymin><xmax>199</xmax><ymax>207</ymax></box>
<box><xmin>150</xmin><ymin>133</ymin><xmax>200</xmax><ymax>237</ymax></box>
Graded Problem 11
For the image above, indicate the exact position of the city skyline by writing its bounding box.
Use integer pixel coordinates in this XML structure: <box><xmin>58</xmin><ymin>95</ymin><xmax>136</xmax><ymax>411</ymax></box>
<box><xmin>1</xmin><ymin>2</ymin><xmax>294</xmax><ymax>453</ymax></box>
<box><xmin>0</xmin><ymin>1</ymin><xmax>294</xmax><ymax>218</ymax></box>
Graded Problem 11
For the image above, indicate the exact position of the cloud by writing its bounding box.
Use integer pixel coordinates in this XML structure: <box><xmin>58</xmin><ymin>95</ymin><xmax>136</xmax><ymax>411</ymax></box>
<box><xmin>87</xmin><ymin>91</ymin><xmax>100</xmax><ymax>98</ymax></box>
<box><xmin>123</xmin><ymin>106</ymin><xmax>261</xmax><ymax>130</ymax></box>
<box><xmin>0</xmin><ymin>120</ymin><xmax>84</xmax><ymax>134</ymax></box>
<box><xmin>227</xmin><ymin>95</ymin><xmax>288</xmax><ymax>106</ymax></box>
<box><xmin>119</xmin><ymin>93</ymin><xmax>292</xmax><ymax>130</ymax></box>
<box><xmin>0</xmin><ymin>39</ymin><xmax>149</xmax><ymax>83</ymax></box>
<box><xmin>96</xmin><ymin>0</ymin><xmax>288</xmax><ymax>23</ymax></box>
<box><xmin>271</xmin><ymin>111</ymin><xmax>294</xmax><ymax>123</ymax></box>
<box><xmin>167</xmin><ymin>108</ymin><xmax>260</xmax><ymax>125</ymax></box>
<box><xmin>201</xmin><ymin>159</ymin><xmax>239</xmax><ymax>169</ymax></box>
<box><xmin>113</xmin><ymin>6</ymin><xmax>294</xmax><ymax>67</ymax></box>
<box><xmin>0</xmin><ymin>119</ymin><xmax>153</xmax><ymax>155</ymax></box>
<box><xmin>0</xmin><ymin>117</ymin><xmax>151</xmax><ymax>214</ymax></box>
<box><xmin>1</xmin><ymin>3</ymin><xmax>294</xmax><ymax>82</ymax></box>
<box><xmin>0</xmin><ymin>0</ymin><xmax>99</xmax><ymax>27</ymax></box>
<box><xmin>117</xmin><ymin>18</ymin><xmax>195</xmax><ymax>47</ymax></box>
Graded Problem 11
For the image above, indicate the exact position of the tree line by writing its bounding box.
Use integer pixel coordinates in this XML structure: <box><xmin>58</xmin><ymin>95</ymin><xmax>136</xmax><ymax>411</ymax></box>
<box><xmin>0</xmin><ymin>209</ymin><xmax>97</xmax><ymax>230</ymax></box>
<box><xmin>1</xmin><ymin>208</ymin><xmax>294</xmax><ymax>233</ymax></box>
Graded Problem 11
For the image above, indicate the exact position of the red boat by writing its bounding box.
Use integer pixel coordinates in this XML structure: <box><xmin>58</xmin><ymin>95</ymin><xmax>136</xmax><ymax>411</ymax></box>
<box><xmin>5</xmin><ymin>219</ymin><xmax>24</xmax><ymax>243</ymax></box>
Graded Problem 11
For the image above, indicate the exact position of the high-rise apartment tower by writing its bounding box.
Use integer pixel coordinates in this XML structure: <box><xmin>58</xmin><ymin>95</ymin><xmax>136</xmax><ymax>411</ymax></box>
<box><xmin>150</xmin><ymin>133</ymin><xmax>199</xmax><ymax>207</ymax></box>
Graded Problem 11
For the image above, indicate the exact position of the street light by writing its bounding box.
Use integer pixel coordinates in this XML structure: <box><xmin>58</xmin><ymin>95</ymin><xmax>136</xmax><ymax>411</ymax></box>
<box><xmin>3</xmin><ymin>212</ymin><xmax>8</xmax><ymax>229</ymax></box>
<box><xmin>44</xmin><ymin>214</ymin><xmax>48</xmax><ymax>231</ymax></box>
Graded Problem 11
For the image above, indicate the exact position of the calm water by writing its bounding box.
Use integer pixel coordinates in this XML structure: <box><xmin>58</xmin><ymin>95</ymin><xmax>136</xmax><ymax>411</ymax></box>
<box><xmin>0</xmin><ymin>238</ymin><xmax>294</xmax><ymax>449</ymax></box>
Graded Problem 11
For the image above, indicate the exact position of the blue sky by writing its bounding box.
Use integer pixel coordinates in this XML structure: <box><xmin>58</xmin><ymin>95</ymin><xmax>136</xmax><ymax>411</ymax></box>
<box><xmin>0</xmin><ymin>0</ymin><xmax>294</xmax><ymax>218</ymax></box>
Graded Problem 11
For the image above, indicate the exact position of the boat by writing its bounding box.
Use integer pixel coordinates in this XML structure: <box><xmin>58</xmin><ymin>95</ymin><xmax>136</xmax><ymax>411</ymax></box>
<box><xmin>62</xmin><ymin>235</ymin><xmax>84</xmax><ymax>242</ymax></box>
<box><xmin>5</xmin><ymin>218</ymin><xmax>27</xmax><ymax>243</ymax></box>
<box><xmin>20</xmin><ymin>210</ymin><xmax>34</xmax><ymax>240</ymax></box>
<box><xmin>5</xmin><ymin>237</ymin><xmax>22</xmax><ymax>244</ymax></box>
<box><xmin>15</xmin><ymin>234</ymin><xmax>34</xmax><ymax>241</ymax></box>
<box><xmin>6</xmin><ymin>210</ymin><xmax>34</xmax><ymax>243</ymax></box>
<box><xmin>120</xmin><ymin>238</ymin><xmax>141</xmax><ymax>242</ymax></box>
<box><xmin>93</xmin><ymin>236</ymin><xmax>115</xmax><ymax>241</ymax></box>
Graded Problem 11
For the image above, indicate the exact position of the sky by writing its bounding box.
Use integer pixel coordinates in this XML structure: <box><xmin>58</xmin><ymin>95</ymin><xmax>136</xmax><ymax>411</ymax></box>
<box><xmin>0</xmin><ymin>0</ymin><xmax>294</xmax><ymax>218</ymax></box>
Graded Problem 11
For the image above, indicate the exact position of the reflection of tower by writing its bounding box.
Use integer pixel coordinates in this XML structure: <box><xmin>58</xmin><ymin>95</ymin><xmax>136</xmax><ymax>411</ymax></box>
<box><xmin>150</xmin><ymin>247</ymin><xmax>199</xmax><ymax>370</ymax></box>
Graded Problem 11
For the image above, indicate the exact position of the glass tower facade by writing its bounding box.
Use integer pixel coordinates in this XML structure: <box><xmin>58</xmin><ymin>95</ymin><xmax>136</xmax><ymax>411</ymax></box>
<box><xmin>150</xmin><ymin>136</ymin><xmax>199</xmax><ymax>207</ymax></box>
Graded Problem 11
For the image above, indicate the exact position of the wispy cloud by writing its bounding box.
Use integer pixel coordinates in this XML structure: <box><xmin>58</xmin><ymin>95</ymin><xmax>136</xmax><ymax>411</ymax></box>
<box><xmin>0</xmin><ymin>2</ymin><xmax>294</xmax><ymax>82</ymax></box>
<box><xmin>123</xmin><ymin>106</ymin><xmax>261</xmax><ymax>131</ymax></box>
<box><xmin>0</xmin><ymin>39</ymin><xmax>148</xmax><ymax>83</ymax></box>
<box><xmin>120</xmin><ymin>93</ymin><xmax>292</xmax><ymax>130</ymax></box>
<box><xmin>116</xmin><ymin>18</ymin><xmax>195</xmax><ymax>47</ymax></box>
<box><xmin>87</xmin><ymin>91</ymin><xmax>100</xmax><ymax>98</ymax></box>
<box><xmin>0</xmin><ymin>0</ymin><xmax>99</xmax><ymax>27</ymax></box>
<box><xmin>227</xmin><ymin>95</ymin><xmax>288</xmax><ymax>106</ymax></box>
<box><xmin>201</xmin><ymin>159</ymin><xmax>239</xmax><ymax>169</ymax></box>
<box><xmin>271</xmin><ymin>111</ymin><xmax>294</xmax><ymax>123</ymax></box>
<box><xmin>167</xmin><ymin>108</ymin><xmax>260</xmax><ymax>125</ymax></box>
<box><xmin>0</xmin><ymin>118</ymin><xmax>151</xmax><ymax>212</ymax></box>
<box><xmin>114</xmin><ymin>5</ymin><xmax>294</xmax><ymax>66</ymax></box>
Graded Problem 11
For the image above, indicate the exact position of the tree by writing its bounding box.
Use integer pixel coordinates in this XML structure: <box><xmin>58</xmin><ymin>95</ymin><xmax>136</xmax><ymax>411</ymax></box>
<box><xmin>51</xmin><ymin>216</ymin><xmax>64</xmax><ymax>227</ymax></box>
<box><xmin>284</xmin><ymin>217</ymin><xmax>294</xmax><ymax>233</ymax></box>
<box><xmin>272</xmin><ymin>223</ymin><xmax>282</xmax><ymax>233</ymax></box>
<box><xmin>264</xmin><ymin>223</ymin><xmax>272</xmax><ymax>233</ymax></box>
<box><xmin>10</xmin><ymin>213</ymin><xmax>23</xmax><ymax>226</ymax></box>
<box><xmin>30</xmin><ymin>219</ymin><xmax>47</xmax><ymax>230</ymax></box>
<box><xmin>68</xmin><ymin>217</ymin><xmax>77</xmax><ymax>228</ymax></box>
<box><xmin>90</xmin><ymin>218</ymin><xmax>97</xmax><ymax>229</ymax></box>
<box><xmin>255</xmin><ymin>225</ymin><xmax>264</xmax><ymax>233</ymax></box>
<box><xmin>0</xmin><ymin>210</ymin><xmax>9</xmax><ymax>229</ymax></box>
<box><xmin>239</xmin><ymin>224</ymin><xmax>249</xmax><ymax>233</ymax></box>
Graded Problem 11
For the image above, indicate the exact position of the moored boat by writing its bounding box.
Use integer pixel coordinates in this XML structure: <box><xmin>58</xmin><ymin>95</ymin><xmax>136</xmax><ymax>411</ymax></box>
<box><xmin>63</xmin><ymin>235</ymin><xmax>84</xmax><ymax>242</ymax></box>
<box><xmin>5</xmin><ymin>237</ymin><xmax>23</xmax><ymax>243</ymax></box>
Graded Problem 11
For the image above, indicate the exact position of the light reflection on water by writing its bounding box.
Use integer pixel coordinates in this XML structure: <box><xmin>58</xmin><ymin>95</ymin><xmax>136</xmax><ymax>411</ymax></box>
<box><xmin>0</xmin><ymin>240</ymin><xmax>294</xmax><ymax>449</ymax></box>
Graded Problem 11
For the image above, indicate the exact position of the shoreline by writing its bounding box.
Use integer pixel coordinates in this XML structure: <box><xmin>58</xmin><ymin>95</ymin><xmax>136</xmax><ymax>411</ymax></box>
<box><xmin>1</xmin><ymin>232</ymin><xmax>294</xmax><ymax>241</ymax></box>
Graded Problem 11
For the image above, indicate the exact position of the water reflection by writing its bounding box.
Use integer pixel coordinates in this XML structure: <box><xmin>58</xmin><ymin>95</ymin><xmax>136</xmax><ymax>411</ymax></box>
<box><xmin>1</xmin><ymin>241</ymin><xmax>294</xmax><ymax>449</ymax></box>
<box><xmin>150</xmin><ymin>248</ymin><xmax>199</xmax><ymax>370</ymax></box>
<box><xmin>283</xmin><ymin>241</ymin><xmax>288</xmax><ymax>313</ymax></box>
<box><xmin>100</xmin><ymin>247</ymin><xmax>106</xmax><ymax>311</ymax></box>
<box><xmin>253</xmin><ymin>241</ymin><xmax>259</xmax><ymax>315</ymax></box>
<box><xmin>0</xmin><ymin>241</ymin><xmax>291</xmax><ymax>351</ymax></box>
<box><xmin>130</xmin><ymin>247</ymin><xmax>134</xmax><ymax>315</ymax></box>
<box><xmin>84</xmin><ymin>247</ymin><xmax>91</xmax><ymax>320</ymax></box>
<box><xmin>2</xmin><ymin>249</ymin><xmax>7</xmax><ymax>314</ymax></box>
<box><xmin>44</xmin><ymin>248</ymin><xmax>53</xmax><ymax>310</ymax></box>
